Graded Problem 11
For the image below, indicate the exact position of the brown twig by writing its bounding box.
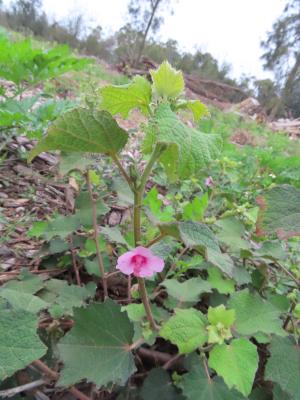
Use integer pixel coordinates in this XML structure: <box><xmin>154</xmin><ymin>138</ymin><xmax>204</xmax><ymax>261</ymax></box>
<box><xmin>167</xmin><ymin>246</ymin><xmax>189</xmax><ymax>275</ymax></box>
<box><xmin>202</xmin><ymin>356</ymin><xmax>211</xmax><ymax>383</ymax></box>
<box><xmin>162</xmin><ymin>353</ymin><xmax>182</xmax><ymax>370</ymax></box>
<box><xmin>145</xmin><ymin>233</ymin><xmax>165</xmax><ymax>248</ymax></box>
<box><xmin>0</xmin><ymin>379</ymin><xmax>45</xmax><ymax>397</ymax></box>
<box><xmin>32</xmin><ymin>360</ymin><xmax>91</xmax><ymax>400</ymax></box>
<box><xmin>86</xmin><ymin>171</ymin><xmax>108</xmax><ymax>298</ymax></box>
<box><xmin>275</xmin><ymin>262</ymin><xmax>300</xmax><ymax>287</ymax></box>
<box><xmin>70</xmin><ymin>236</ymin><xmax>82</xmax><ymax>286</ymax></box>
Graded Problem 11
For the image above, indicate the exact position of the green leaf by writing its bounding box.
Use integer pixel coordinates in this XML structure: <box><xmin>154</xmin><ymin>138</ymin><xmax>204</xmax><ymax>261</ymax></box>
<box><xmin>207</xmin><ymin>305</ymin><xmax>235</xmax><ymax>345</ymax></box>
<box><xmin>176</xmin><ymin>99</ymin><xmax>210</xmax><ymax>122</ymax></box>
<box><xmin>180</xmin><ymin>359</ymin><xmax>246</xmax><ymax>400</ymax></box>
<box><xmin>58</xmin><ymin>300</ymin><xmax>136</xmax><ymax>387</ymax></box>
<box><xmin>183</xmin><ymin>193</ymin><xmax>208</xmax><ymax>221</ymax></box>
<box><xmin>84</xmin><ymin>255</ymin><xmax>110</xmax><ymax>277</ymax></box>
<box><xmin>0</xmin><ymin>288</ymin><xmax>48</xmax><ymax>314</ymax></box>
<box><xmin>256</xmin><ymin>185</ymin><xmax>300</xmax><ymax>239</ymax></box>
<box><xmin>208</xmin><ymin>305</ymin><xmax>235</xmax><ymax>328</ymax></box>
<box><xmin>101</xmin><ymin>226</ymin><xmax>129</xmax><ymax>247</ymax></box>
<box><xmin>208</xmin><ymin>338</ymin><xmax>258</xmax><ymax>396</ymax></box>
<box><xmin>207</xmin><ymin>267</ymin><xmax>235</xmax><ymax>294</ymax></box>
<box><xmin>27</xmin><ymin>221</ymin><xmax>48</xmax><ymax>238</ymax></box>
<box><xmin>100</xmin><ymin>76</ymin><xmax>151</xmax><ymax>117</ymax></box>
<box><xmin>4</xmin><ymin>269</ymin><xmax>43</xmax><ymax>294</ymax></box>
<box><xmin>43</xmin><ymin>214</ymin><xmax>81</xmax><ymax>240</ymax></box>
<box><xmin>122</xmin><ymin>303</ymin><xmax>146</xmax><ymax>322</ymax></box>
<box><xmin>143</xmin><ymin>104</ymin><xmax>221</xmax><ymax>180</ymax></box>
<box><xmin>162</xmin><ymin>278</ymin><xmax>212</xmax><ymax>304</ymax></box>
<box><xmin>215</xmin><ymin>217</ymin><xmax>250</xmax><ymax>252</ymax></box>
<box><xmin>112</xmin><ymin>177</ymin><xmax>134</xmax><ymax>206</ymax></box>
<box><xmin>150</xmin><ymin>61</ymin><xmax>184</xmax><ymax>98</ymax></box>
<box><xmin>49</xmin><ymin>283</ymin><xmax>96</xmax><ymax>317</ymax></box>
<box><xmin>144</xmin><ymin>187</ymin><xmax>175</xmax><ymax>222</ymax></box>
<box><xmin>265</xmin><ymin>336</ymin><xmax>300</xmax><ymax>400</ymax></box>
<box><xmin>28</xmin><ymin>108</ymin><xmax>128</xmax><ymax>161</ymax></box>
<box><xmin>141</xmin><ymin>368</ymin><xmax>185</xmax><ymax>400</ymax></box>
<box><xmin>254</xmin><ymin>241</ymin><xmax>287</xmax><ymax>261</ymax></box>
<box><xmin>75</xmin><ymin>191</ymin><xmax>109</xmax><ymax>227</ymax></box>
<box><xmin>0</xmin><ymin>308</ymin><xmax>47</xmax><ymax>380</ymax></box>
<box><xmin>179</xmin><ymin>221</ymin><xmax>219</xmax><ymax>249</ymax></box>
<box><xmin>160</xmin><ymin>308</ymin><xmax>207</xmax><ymax>354</ymax></box>
<box><xmin>178</xmin><ymin>221</ymin><xmax>234</xmax><ymax>277</ymax></box>
<box><xmin>59</xmin><ymin>153</ymin><xmax>94</xmax><ymax>176</ymax></box>
<box><xmin>228</xmin><ymin>289</ymin><xmax>286</xmax><ymax>336</ymax></box>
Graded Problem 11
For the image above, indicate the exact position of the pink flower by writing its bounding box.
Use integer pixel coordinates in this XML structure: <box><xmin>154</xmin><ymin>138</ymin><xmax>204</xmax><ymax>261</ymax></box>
<box><xmin>205</xmin><ymin>176</ymin><xmax>214</xmax><ymax>187</ymax></box>
<box><xmin>117</xmin><ymin>246</ymin><xmax>164</xmax><ymax>278</ymax></box>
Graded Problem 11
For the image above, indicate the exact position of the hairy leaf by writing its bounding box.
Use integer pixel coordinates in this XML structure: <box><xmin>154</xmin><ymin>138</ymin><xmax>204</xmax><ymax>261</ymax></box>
<box><xmin>28</xmin><ymin>108</ymin><xmax>128</xmax><ymax>161</ymax></box>
<box><xmin>101</xmin><ymin>226</ymin><xmax>130</xmax><ymax>247</ymax></box>
<box><xmin>228</xmin><ymin>289</ymin><xmax>286</xmax><ymax>336</ymax></box>
<box><xmin>256</xmin><ymin>185</ymin><xmax>300</xmax><ymax>238</ymax></box>
<box><xmin>179</xmin><ymin>221</ymin><xmax>234</xmax><ymax>277</ymax></box>
<box><xmin>100</xmin><ymin>76</ymin><xmax>151</xmax><ymax>117</ymax></box>
<box><xmin>143</xmin><ymin>104</ymin><xmax>221</xmax><ymax>180</ymax></box>
<box><xmin>150</xmin><ymin>61</ymin><xmax>184</xmax><ymax>98</ymax></box>
<box><xmin>265</xmin><ymin>336</ymin><xmax>300</xmax><ymax>400</ymax></box>
<box><xmin>162</xmin><ymin>278</ymin><xmax>212</xmax><ymax>304</ymax></box>
<box><xmin>58</xmin><ymin>300</ymin><xmax>136</xmax><ymax>387</ymax></box>
<box><xmin>160</xmin><ymin>308</ymin><xmax>207</xmax><ymax>353</ymax></box>
<box><xmin>208</xmin><ymin>338</ymin><xmax>258</xmax><ymax>396</ymax></box>
<box><xmin>180</xmin><ymin>361</ymin><xmax>246</xmax><ymax>400</ymax></box>
<box><xmin>207</xmin><ymin>267</ymin><xmax>235</xmax><ymax>294</ymax></box>
<box><xmin>215</xmin><ymin>217</ymin><xmax>250</xmax><ymax>252</ymax></box>
<box><xmin>141</xmin><ymin>368</ymin><xmax>185</xmax><ymax>400</ymax></box>
<box><xmin>0</xmin><ymin>308</ymin><xmax>47</xmax><ymax>380</ymax></box>
<box><xmin>176</xmin><ymin>99</ymin><xmax>210</xmax><ymax>122</ymax></box>
<box><xmin>74</xmin><ymin>191</ymin><xmax>109</xmax><ymax>227</ymax></box>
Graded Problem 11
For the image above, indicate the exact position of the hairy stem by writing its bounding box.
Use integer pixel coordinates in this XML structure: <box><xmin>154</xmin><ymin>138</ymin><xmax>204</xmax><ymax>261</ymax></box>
<box><xmin>133</xmin><ymin>144</ymin><xmax>166</xmax><ymax>331</ymax></box>
<box><xmin>86</xmin><ymin>171</ymin><xmax>108</xmax><ymax>298</ymax></box>
<box><xmin>137</xmin><ymin>277</ymin><xmax>158</xmax><ymax>331</ymax></box>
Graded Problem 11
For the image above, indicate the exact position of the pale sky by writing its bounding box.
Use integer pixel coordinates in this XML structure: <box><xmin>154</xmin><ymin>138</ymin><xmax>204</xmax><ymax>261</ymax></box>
<box><xmin>3</xmin><ymin>0</ymin><xmax>287</xmax><ymax>80</ymax></box>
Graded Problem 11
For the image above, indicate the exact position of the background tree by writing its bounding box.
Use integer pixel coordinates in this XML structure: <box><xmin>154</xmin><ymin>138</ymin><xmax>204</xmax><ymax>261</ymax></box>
<box><xmin>126</xmin><ymin>0</ymin><xmax>172</xmax><ymax>66</ymax></box>
<box><xmin>261</xmin><ymin>0</ymin><xmax>300</xmax><ymax>117</ymax></box>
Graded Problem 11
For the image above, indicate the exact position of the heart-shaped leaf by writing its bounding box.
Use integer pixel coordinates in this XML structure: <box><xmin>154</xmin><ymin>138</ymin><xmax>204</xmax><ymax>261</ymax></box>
<box><xmin>28</xmin><ymin>108</ymin><xmax>128</xmax><ymax>161</ymax></box>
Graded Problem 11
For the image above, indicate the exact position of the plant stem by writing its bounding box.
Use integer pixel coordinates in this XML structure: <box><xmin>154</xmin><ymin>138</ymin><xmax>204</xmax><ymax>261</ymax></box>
<box><xmin>137</xmin><ymin>277</ymin><xmax>158</xmax><ymax>331</ymax></box>
<box><xmin>111</xmin><ymin>153</ymin><xmax>134</xmax><ymax>191</ymax></box>
<box><xmin>138</xmin><ymin>143</ymin><xmax>167</xmax><ymax>194</ymax></box>
<box><xmin>133</xmin><ymin>144</ymin><xmax>166</xmax><ymax>331</ymax></box>
<box><xmin>86</xmin><ymin>171</ymin><xmax>108</xmax><ymax>299</ymax></box>
<box><xmin>133</xmin><ymin>191</ymin><xmax>142</xmax><ymax>245</ymax></box>
<box><xmin>275</xmin><ymin>261</ymin><xmax>300</xmax><ymax>287</ymax></box>
<box><xmin>32</xmin><ymin>360</ymin><xmax>91</xmax><ymax>400</ymax></box>
<box><xmin>145</xmin><ymin>232</ymin><xmax>165</xmax><ymax>248</ymax></box>
<box><xmin>202</xmin><ymin>356</ymin><xmax>211</xmax><ymax>383</ymax></box>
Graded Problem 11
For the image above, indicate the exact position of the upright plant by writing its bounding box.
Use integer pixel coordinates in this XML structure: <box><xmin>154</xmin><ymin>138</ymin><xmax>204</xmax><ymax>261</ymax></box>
<box><xmin>0</xmin><ymin>61</ymin><xmax>299</xmax><ymax>399</ymax></box>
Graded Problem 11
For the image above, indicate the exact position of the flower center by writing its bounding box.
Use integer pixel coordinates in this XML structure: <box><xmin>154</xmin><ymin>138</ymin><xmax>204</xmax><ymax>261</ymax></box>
<box><xmin>131</xmin><ymin>254</ymin><xmax>147</xmax><ymax>274</ymax></box>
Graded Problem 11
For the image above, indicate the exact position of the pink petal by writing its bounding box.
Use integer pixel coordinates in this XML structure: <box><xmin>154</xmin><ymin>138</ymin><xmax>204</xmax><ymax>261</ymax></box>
<box><xmin>117</xmin><ymin>251</ymin><xmax>134</xmax><ymax>275</ymax></box>
<box><xmin>137</xmin><ymin>265</ymin><xmax>154</xmax><ymax>278</ymax></box>
<box><xmin>147</xmin><ymin>255</ymin><xmax>164</xmax><ymax>272</ymax></box>
<box><xmin>134</xmin><ymin>246</ymin><xmax>153</xmax><ymax>258</ymax></box>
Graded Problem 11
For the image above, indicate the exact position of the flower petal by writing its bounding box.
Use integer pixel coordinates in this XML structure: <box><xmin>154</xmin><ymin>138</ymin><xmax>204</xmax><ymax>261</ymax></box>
<box><xmin>134</xmin><ymin>246</ymin><xmax>153</xmax><ymax>258</ymax></box>
<box><xmin>147</xmin><ymin>255</ymin><xmax>164</xmax><ymax>272</ymax></box>
<box><xmin>117</xmin><ymin>251</ymin><xmax>134</xmax><ymax>275</ymax></box>
<box><xmin>138</xmin><ymin>266</ymin><xmax>154</xmax><ymax>278</ymax></box>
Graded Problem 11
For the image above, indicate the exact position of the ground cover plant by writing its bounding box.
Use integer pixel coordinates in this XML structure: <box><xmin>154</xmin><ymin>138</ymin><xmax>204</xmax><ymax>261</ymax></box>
<box><xmin>0</xmin><ymin>60</ymin><xmax>299</xmax><ymax>400</ymax></box>
<box><xmin>0</xmin><ymin>29</ymin><xmax>90</xmax><ymax>143</ymax></box>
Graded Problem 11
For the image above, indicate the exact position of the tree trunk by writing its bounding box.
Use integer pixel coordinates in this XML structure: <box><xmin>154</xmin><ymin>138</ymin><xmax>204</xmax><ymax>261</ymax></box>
<box><xmin>281</xmin><ymin>52</ymin><xmax>300</xmax><ymax>112</ymax></box>
<box><xmin>134</xmin><ymin>0</ymin><xmax>162</xmax><ymax>67</ymax></box>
